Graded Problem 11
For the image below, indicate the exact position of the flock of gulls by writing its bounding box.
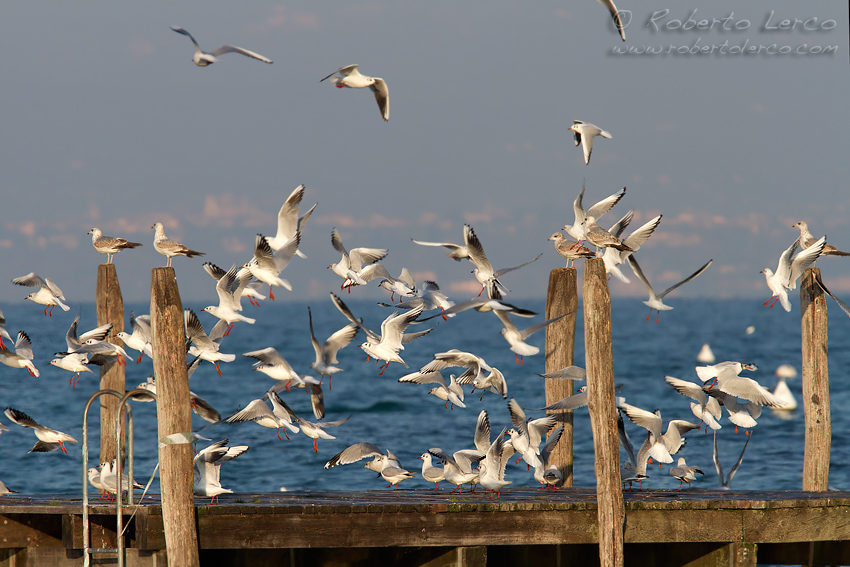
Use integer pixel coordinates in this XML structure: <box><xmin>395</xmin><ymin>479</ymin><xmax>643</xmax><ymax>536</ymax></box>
<box><xmin>1</xmin><ymin>9</ymin><xmax>847</xmax><ymax>501</ymax></box>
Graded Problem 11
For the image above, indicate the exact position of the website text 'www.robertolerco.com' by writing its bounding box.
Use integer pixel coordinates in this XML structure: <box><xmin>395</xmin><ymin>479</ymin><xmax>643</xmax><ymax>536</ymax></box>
<box><xmin>610</xmin><ymin>9</ymin><xmax>839</xmax><ymax>56</ymax></box>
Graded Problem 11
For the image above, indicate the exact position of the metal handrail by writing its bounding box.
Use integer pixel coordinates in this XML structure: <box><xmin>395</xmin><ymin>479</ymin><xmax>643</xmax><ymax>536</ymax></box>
<box><xmin>81</xmin><ymin>388</ymin><xmax>156</xmax><ymax>567</ymax></box>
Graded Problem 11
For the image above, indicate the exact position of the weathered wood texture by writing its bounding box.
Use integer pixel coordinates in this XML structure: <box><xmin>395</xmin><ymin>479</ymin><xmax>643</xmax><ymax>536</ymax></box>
<box><xmin>544</xmin><ymin>267</ymin><xmax>578</xmax><ymax>487</ymax></box>
<box><xmin>150</xmin><ymin>268</ymin><xmax>200</xmax><ymax>567</ymax></box>
<box><xmin>97</xmin><ymin>264</ymin><xmax>126</xmax><ymax>470</ymax></box>
<box><xmin>583</xmin><ymin>258</ymin><xmax>625</xmax><ymax>567</ymax></box>
<box><xmin>800</xmin><ymin>267</ymin><xmax>830</xmax><ymax>491</ymax></box>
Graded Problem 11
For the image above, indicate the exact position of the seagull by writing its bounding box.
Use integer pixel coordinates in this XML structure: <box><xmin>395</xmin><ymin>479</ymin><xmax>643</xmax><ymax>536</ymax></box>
<box><xmin>329</xmin><ymin>292</ymin><xmax>435</xmax><ymax>346</ymax></box>
<box><xmin>695</xmin><ymin>361</ymin><xmax>781</xmax><ymax>408</ymax></box>
<box><xmin>616</xmin><ymin>402</ymin><xmax>673</xmax><ymax>465</ymax></box>
<box><xmin>265</xmin><ymin>184</ymin><xmax>316</xmax><ymax>256</ymax></box>
<box><xmin>417</xmin><ymin>297</ymin><xmax>537</xmax><ymax>322</ymax></box>
<box><xmin>507</xmin><ymin>398</ymin><xmax>557</xmax><ymax>470</ymax></box>
<box><xmin>328</xmin><ymin>228</ymin><xmax>388</xmax><ymax>291</ymax></box>
<box><xmin>99</xmin><ymin>460</ymin><xmax>145</xmax><ymax>497</ymax></box>
<box><xmin>533</xmin><ymin>425</ymin><xmax>565</xmax><ymax>489</ymax></box>
<box><xmin>621</xmin><ymin>429</ymin><xmax>652</xmax><ymax>491</ymax></box>
<box><xmin>477</xmin><ymin>429</ymin><xmax>514</xmax><ymax>498</ymax></box>
<box><xmin>76</xmin><ymin>337</ymin><xmax>131</xmax><ymax>367</ymax></box>
<box><xmin>245</xmin><ymin>232</ymin><xmax>300</xmax><ymax>300</ymax></box>
<box><xmin>399</xmin><ymin>370</ymin><xmax>466</xmax><ymax>409</ymax></box>
<box><xmin>410</xmin><ymin>237</ymin><xmax>470</xmax><ymax>261</ymax></box>
<box><xmin>184</xmin><ymin>309</ymin><xmax>235</xmax><ymax>376</ymax></box>
<box><xmin>581</xmin><ymin>215</ymin><xmax>633</xmax><ymax>253</ymax></box>
<box><xmin>548</xmin><ymin>232</ymin><xmax>595</xmax><ymax>267</ymax></box>
<box><xmin>627</xmin><ymin>256</ymin><xmax>713</xmax><ymax>323</ymax></box>
<box><xmin>428</xmin><ymin>448</ymin><xmax>483</xmax><ymax>494</ymax></box>
<box><xmin>379</xmin><ymin>281</ymin><xmax>454</xmax><ymax>315</ymax></box>
<box><xmin>793</xmin><ymin>221</ymin><xmax>850</xmax><ymax>259</ymax></box>
<box><xmin>325</xmin><ymin>443</ymin><xmax>402</xmax><ymax>474</ymax></box>
<box><xmin>193</xmin><ymin>440</ymin><xmax>250</xmax><ymax>505</ymax></box>
<box><xmin>243</xmin><ymin>347</ymin><xmax>309</xmax><ymax>391</ymax></box>
<box><xmin>595</xmin><ymin>0</ymin><xmax>627</xmax><ymax>41</ymax></box>
<box><xmin>563</xmin><ymin>184</ymin><xmax>627</xmax><ymax>246</ymax></box>
<box><xmin>170</xmin><ymin>26</ymin><xmax>272</xmax><ymax>66</ymax></box>
<box><xmin>400</xmin><ymin>349</ymin><xmax>492</xmax><ymax>392</ymax></box>
<box><xmin>602</xmin><ymin>214</ymin><xmax>662</xmax><ymax>283</ymax></box>
<box><xmin>761</xmin><ymin>236</ymin><xmax>825</xmax><ymax>312</ymax></box>
<box><xmin>4</xmin><ymin>407</ymin><xmax>78</xmax><ymax>454</ymax></box>
<box><xmin>152</xmin><ymin>222</ymin><xmax>204</xmax><ymax>267</ymax></box>
<box><xmin>87</xmin><ymin>228</ymin><xmax>142</xmax><ymax>264</ymax></box>
<box><xmin>378</xmin><ymin>454</ymin><xmax>415</xmax><ymax>490</ymax></box>
<box><xmin>320</xmin><ymin>64</ymin><xmax>389</xmax><ymax>121</ymax></box>
<box><xmin>494</xmin><ymin>311</ymin><xmax>565</xmax><ymax>364</ymax></box>
<box><xmin>116</xmin><ymin>312</ymin><xmax>152</xmax><ymax>364</ymax></box>
<box><xmin>0</xmin><ymin>331</ymin><xmax>40</xmax><ymax>377</ymax></box>
<box><xmin>713</xmin><ymin>429</ymin><xmax>750</xmax><ymax>489</ymax></box>
<box><xmin>277</xmin><ymin>398</ymin><xmax>350</xmax><ymax>453</ymax></box>
<box><xmin>52</xmin><ymin>315</ymin><xmax>113</xmax><ymax>384</ymax></box>
<box><xmin>359</xmin><ymin>305</ymin><xmax>425</xmax><ymax>375</ymax></box>
<box><xmin>0</xmin><ymin>307</ymin><xmax>11</xmax><ymax>349</ymax></box>
<box><xmin>0</xmin><ymin>480</ymin><xmax>17</xmax><ymax>495</ymax></box>
<box><xmin>568</xmin><ymin>120</ymin><xmax>613</xmax><ymax>165</ymax></box>
<box><xmin>203</xmin><ymin>262</ymin><xmax>266</xmax><ymax>307</ymax></box>
<box><xmin>464</xmin><ymin>224</ymin><xmax>542</xmax><ymax>299</ymax></box>
<box><xmin>308</xmin><ymin>306</ymin><xmax>359</xmax><ymax>389</ymax></box>
<box><xmin>202</xmin><ymin>265</ymin><xmax>255</xmax><ymax>333</ymax></box>
<box><xmin>669</xmin><ymin>457</ymin><xmax>704</xmax><ymax>491</ymax></box>
<box><xmin>88</xmin><ymin>467</ymin><xmax>108</xmax><ymax>498</ymax></box>
<box><xmin>538</xmin><ymin>365</ymin><xmax>587</xmax><ymax>381</ymax></box>
<box><xmin>378</xmin><ymin>267</ymin><xmax>417</xmax><ymax>301</ymax></box>
<box><xmin>11</xmin><ymin>272</ymin><xmax>70</xmax><ymax>316</ymax></box>
<box><xmin>664</xmin><ymin>376</ymin><xmax>722</xmax><ymax>431</ymax></box>
<box><xmin>224</xmin><ymin>389</ymin><xmax>300</xmax><ymax>441</ymax></box>
<box><xmin>419</xmin><ymin>452</ymin><xmax>446</xmax><ymax>491</ymax></box>
<box><xmin>704</xmin><ymin>387</ymin><xmax>762</xmax><ymax>434</ymax></box>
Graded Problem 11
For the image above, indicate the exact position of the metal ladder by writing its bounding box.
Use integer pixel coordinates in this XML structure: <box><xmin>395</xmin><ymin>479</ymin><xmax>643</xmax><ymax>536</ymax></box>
<box><xmin>81</xmin><ymin>388</ymin><xmax>155</xmax><ymax>567</ymax></box>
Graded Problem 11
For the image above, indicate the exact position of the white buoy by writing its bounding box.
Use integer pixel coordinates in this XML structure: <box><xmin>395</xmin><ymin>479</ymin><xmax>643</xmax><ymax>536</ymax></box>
<box><xmin>696</xmin><ymin>343</ymin><xmax>716</xmax><ymax>364</ymax></box>
<box><xmin>772</xmin><ymin>364</ymin><xmax>798</xmax><ymax>411</ymax></box>
<box><xmin>745</xmin><ymin>326</ymin><xmax>756</xmax><ymax>335</ymax></box>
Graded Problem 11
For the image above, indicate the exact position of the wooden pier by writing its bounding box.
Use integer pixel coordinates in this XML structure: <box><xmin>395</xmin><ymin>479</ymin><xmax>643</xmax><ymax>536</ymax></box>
<box><xmin>1</xmin><ymin>488</ymin><xmax>849</xmax><ymax>566</ymax></box>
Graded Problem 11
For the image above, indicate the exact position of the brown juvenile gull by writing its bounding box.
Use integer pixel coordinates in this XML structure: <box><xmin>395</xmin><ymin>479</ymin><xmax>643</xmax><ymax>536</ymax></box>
<box><xmin>793</xmin><ymin>220</ymin><xmax>850</xmax><ymax>259</ymax></box>
<box><xmin>548</xmin><ymin>231</ymin><xmax>594</xmax><ymax>267</ymax></box>
<box><xmin>152</xmin><ymin>222</ymin><xmax>204</xmax><ymax>267</ymax></box>
<box><xmin>87</xmin><ymin>228</ymin><xmax>142</xmax><ymax>264</ymax></box>
<box><xmin>581</xmin><ymin>215</ymin><xmax>633</xmax><ymax>253</ymax></box>
<box><xmin>563</xmin><ymin>183</ymin><xmax>626</xmax><ymax>246</ymax></box>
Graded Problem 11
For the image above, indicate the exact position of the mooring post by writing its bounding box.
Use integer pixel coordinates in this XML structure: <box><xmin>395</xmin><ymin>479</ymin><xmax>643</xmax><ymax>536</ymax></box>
<box><xmin>583</xmin><ymin>258</ymin><xmax>624</xmax><ymax>567</ymax></box>
<box><xmin>96</xmin><ymin>264</ymin><xmax>126</xmax><ymax>477</ymax></box>
<box><xmin>151</xmin><ymin>267</ymin><xmax>200</xmax><ymax>566</ymax></box>
<box><xmin>800</xmin><ymin>267</ymin><xmax>830</xmax><ymax>491</ymax></box>
<box><xmin>544</xmin><ymin>267</ymin><xmax>577</xmax><ymax>487</ymax></box>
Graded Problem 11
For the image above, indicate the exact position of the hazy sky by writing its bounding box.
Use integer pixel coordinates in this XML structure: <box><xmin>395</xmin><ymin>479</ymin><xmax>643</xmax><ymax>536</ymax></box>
<box><xmin>2</xmin><ymin>1</ymin><xmax>849</xmax><ymax>307</ymax></box>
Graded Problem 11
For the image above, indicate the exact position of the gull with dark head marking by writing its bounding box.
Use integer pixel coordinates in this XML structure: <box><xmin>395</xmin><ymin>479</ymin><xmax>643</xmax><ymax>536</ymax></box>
<box><xmin>170</xmin><ymin>26</ymin><xmax>272</xmax><ymax>66</ymax></box>
<box><xmin>330</xmin><ymin>292</ymin><xmax>435</xmax><ymax>345</ymax></box>
<box><xmin>243</xmin><ymin>347</ymin><xmax>306</xmax><ymax>391</ymax></box>
<box><xmin>202</xmin><ymin>265</ymin><xmax>255</xmax><ymax>333</ymax></box>
<box><xmin>627</xmin><ymin>256</ymin><xmax>713</xmax><ymax>323</ymax></box>
<box><xmin>12</xmin><ymin>273</ymin><xmax>70</xmax><ymax>316</ymax></box>
<box><xmin>761</xmin><ymin>236</ymin><xmax>825</xmax><ymax>312</ymax></box>
<box><xmin>507</xmin><ymin>399</ymin><xmax>557</xmax><ymax>470</ymax></box>
<box><xmin>464</xmin><ymin>224</ymin><xmax>542</xmax><ymax>299</ymax></box>
<box><xmin>184</xmin><ymin>309</ymin><xmax>235</xmax><ymax>376</ymax></box>
<box><xmin>669</xmin><ymin>457</ymin><xmax>704</xmax><ymax>491</ymax></box>
<box><xmin>87</xmin><ymin>228</ymin><xmax>142</xmax><ymax>264</ymax></box>
<box><xmin>616</xmin><ymin>401</ymin><xmax>674</xmax><ymax>466</ymax></box>
<box><xmin>418</xmin><ymin>297</ymin><xmax>536</xmax><ymax>322</ymax></box>
<box><xmin>399</xmin><ymin>370</ymin><xmax>466</xmax><ymax>410</ymax></box>
<box><xmin>477</xmin><ymin>429</ymin><xmax>514</xmax><ymax>498</ymax></box>
<box><xmin>325</xmin><ymin>442</ymin><xmax>402</xmax><ymax>476</ymax></box>
<box><xmin>568</xmin><ymin>120</ymin><xmax>613</xmax><ymax>165</ymax></box>
<box><xmin>419</xmin><ymin>452</ymin><xmax>446</xmax><ymax>491</ymax></box>
<box><xmin>266</xmin><ymin>184</ymin><xmax>316</xmax><ymax>256</ymax></box>
<box><xmin>328</xmin><ymin>228</ymin><xmax>389</xmax><ymax>292</ymax></box>
<box><xmin>309</xmin><ymin>306</ymin><xmax>359</xmax><ymax>389</ymax></box>
<box><xmin>51</xmin><ymin>314</ymin><xmax>112</xmax><ymax>386</ymax></box>
<box><xmin>533</xmin><ymin>425</ymin><xmax>565</xmax><ymax>489</ymax></box>
<box><xmin>246</xmin><ymin>232</ymin><xmax>299</xmax><ymax>300</ymax></box>
<box><xmin>204</xmin><ymin>262</ymin><xmax>265</xmax><ymax>307</ymax></box>
<box><xmin>4</xmin><ymin>407</ymin><xmax>77</xmax><ymax>454</ymax></box>
<box><xmin>359</xmin><ymin>305</ymin><xmax>425</xmax><ymax>375</ymax></box>
<box><xmin>224</xmin><ymin>389</ymin><xmax>300</xmax><ymax>440</ymax></box>
<box><xmin>277</xmin><ymin>398</ymin><xmax>350</xmax><ymax>453</ymax></box>
<box><xmin>320</xmin><ymin>64</ymin><xmax>389</xmax><ymax>121</ymax></box>
<box><xmin>664</xmin><ymin>375</ymin><xmax>722</xmax><ymax>431</ymax></box>
<box><xmin>152</xmin><ymin>222</ymin><xmax>204</xmax><ymax>267</ymax></box>
<box><xmin>495</xmin><ymin>311</ymin><xmax>565</xmax><ymax>364</ymax></box>
<box><xmin>193</xmin><ymin>439</ymin><xmax>250</xmax><ymax>506</ymax></box>
<box><xmin>696</xmin><ymin>361</ymin><xmax>781</xmax><ymax>409</ymax></box>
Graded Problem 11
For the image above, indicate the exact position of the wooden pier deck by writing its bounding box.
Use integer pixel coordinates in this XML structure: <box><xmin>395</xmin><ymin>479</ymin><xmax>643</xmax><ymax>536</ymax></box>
<box><xmin>2</xmin><ymin>488</ymin><xmax>849</xmax><ymax>566</ymax></box>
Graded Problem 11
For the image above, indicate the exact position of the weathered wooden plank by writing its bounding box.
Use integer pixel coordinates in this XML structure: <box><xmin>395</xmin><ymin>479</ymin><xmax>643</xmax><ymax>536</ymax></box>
<box><xmin>97</xmin><ymin>264</ymin><xmax>126</xmax><ymax>473</ymax></box>
<box><xmin>744</xmin><ymin>505</ymin><xmax>850</xmax><ymax>542</ymax></box>
<box><xmin>583</xmin><ymin>258</ymin><xmax>625</xmax><ymax>567</ymax></box>
<box><xmin>150</xmin><ymin>267</ymin><xmax>200</xmax><ymax>567</ymax></box>
<box><xmin>544</xmin><ymin>267</ymin><xmax>578</xmax><ymax>488</ymax></box>
<box><xmin>624</xmin><ymin>509</ymin><xmax>742</xmax><ymax>543</ymax></box>
<box><xmin>800</xmin><ymin>267</ymin><xmax>831</xmax><ymax>491</ymax></box>
<box><xmin>0</xmin><ymin>513</ymin><xmax>63</xmax><ymax>548</ymax></box>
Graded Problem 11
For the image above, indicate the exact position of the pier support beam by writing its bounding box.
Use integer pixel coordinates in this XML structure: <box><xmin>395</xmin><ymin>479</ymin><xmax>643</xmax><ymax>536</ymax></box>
<box><xmin>544</xmin><ymin>267</ymin><xmax>577</xmax><ymax>487</ymax></box>
<box><xmin>583</xmin><ymin>258</ymin><xmax>624</xmax><ymax>567</ymax></box>
<box><xmin>151</xmin><ymin>267</ymin><xmax>200</xmax><ymax>567</ymax></box>
<box><xmin>96</xmin><ymin>264</ymin><xmax>126</xmax><ymax>472</ymax></box>
<box><xmin>800</xmin><ymin>267</ymin><xmax>830</xmax><ymax>491</ymax></box>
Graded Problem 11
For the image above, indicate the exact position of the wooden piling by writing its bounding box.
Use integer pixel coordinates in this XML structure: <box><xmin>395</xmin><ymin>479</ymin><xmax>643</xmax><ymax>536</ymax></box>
<box><xmin>800</xmin><ymin>267</ymin><xmax>830</xmax><ymax>491</ymax></box>
<box><xmin>544</xmin><ymin>267</ymin><xmax>578</xmax><ymax>487</ymax></box>
<box><xmin>96</xmin><ymin>264</ymin><xmax>126</xmax><ymax>471</ymax></box>
<box><xmin>582</xmin><ymin>258</ymin><xmax>624</xmax><ymax>567</ymax></box>
<box><xmin>150</xmin><ymin>267</ymin><xmax>200</xmax><ymax>567</ymax></box>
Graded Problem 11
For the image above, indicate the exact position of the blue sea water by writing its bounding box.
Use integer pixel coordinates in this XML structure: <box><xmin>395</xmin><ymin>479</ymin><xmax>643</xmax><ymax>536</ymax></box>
<box><xmin>0</xmin><ymin>296</ymin><xmax>848</xmax><ymax>496</ymax></box>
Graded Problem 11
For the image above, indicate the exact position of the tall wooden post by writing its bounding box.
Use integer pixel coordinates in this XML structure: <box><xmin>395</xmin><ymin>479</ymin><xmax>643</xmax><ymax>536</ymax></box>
<box><xmin>583</xmin><ymin>258</ymin><xmax>624</xmax><ymax>567</ymax></box>
<box><xmin>800</xmin><ymin>267</ymin><xmax>830</xmax><ymax>491</ymax></box>
<box><xmin>97</xmin><ymin>264</ymin><xmax>126</xmax><ymax>470</ymax></box>
<box><xmin>151</xmin><ymin>267</ymin><xmax>200</xmax><ymax>567</ymax></box>
<box><xmin>544</xmin><ymin>267</ymin><xmax>577</xmax><ymax>487</ymax></box>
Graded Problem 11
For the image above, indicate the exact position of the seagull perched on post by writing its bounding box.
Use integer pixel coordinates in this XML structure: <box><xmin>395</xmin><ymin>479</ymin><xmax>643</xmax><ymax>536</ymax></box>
<box><xmin>761</xmin><ymin>236</ymin><xmax>825</xmax><ymax>312</ymax></box>
<box><xmin>87</xmin><ymin>228</ymin><xmax>142</xmax><ymax>264</ymax></box>
<box><xmin>152</xmin><ymin>222</ymin><xmax>204</xmax><ymax>267</ymax></box>
<box><xmin>563</xmin><ymin>184</ymin><xmax>626</xmax><ymax>246</ymax></box>
<box><xmin>170</xmin><ymin>26</ymin><xmax>272</xmax><ymax>66</ymax></box>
